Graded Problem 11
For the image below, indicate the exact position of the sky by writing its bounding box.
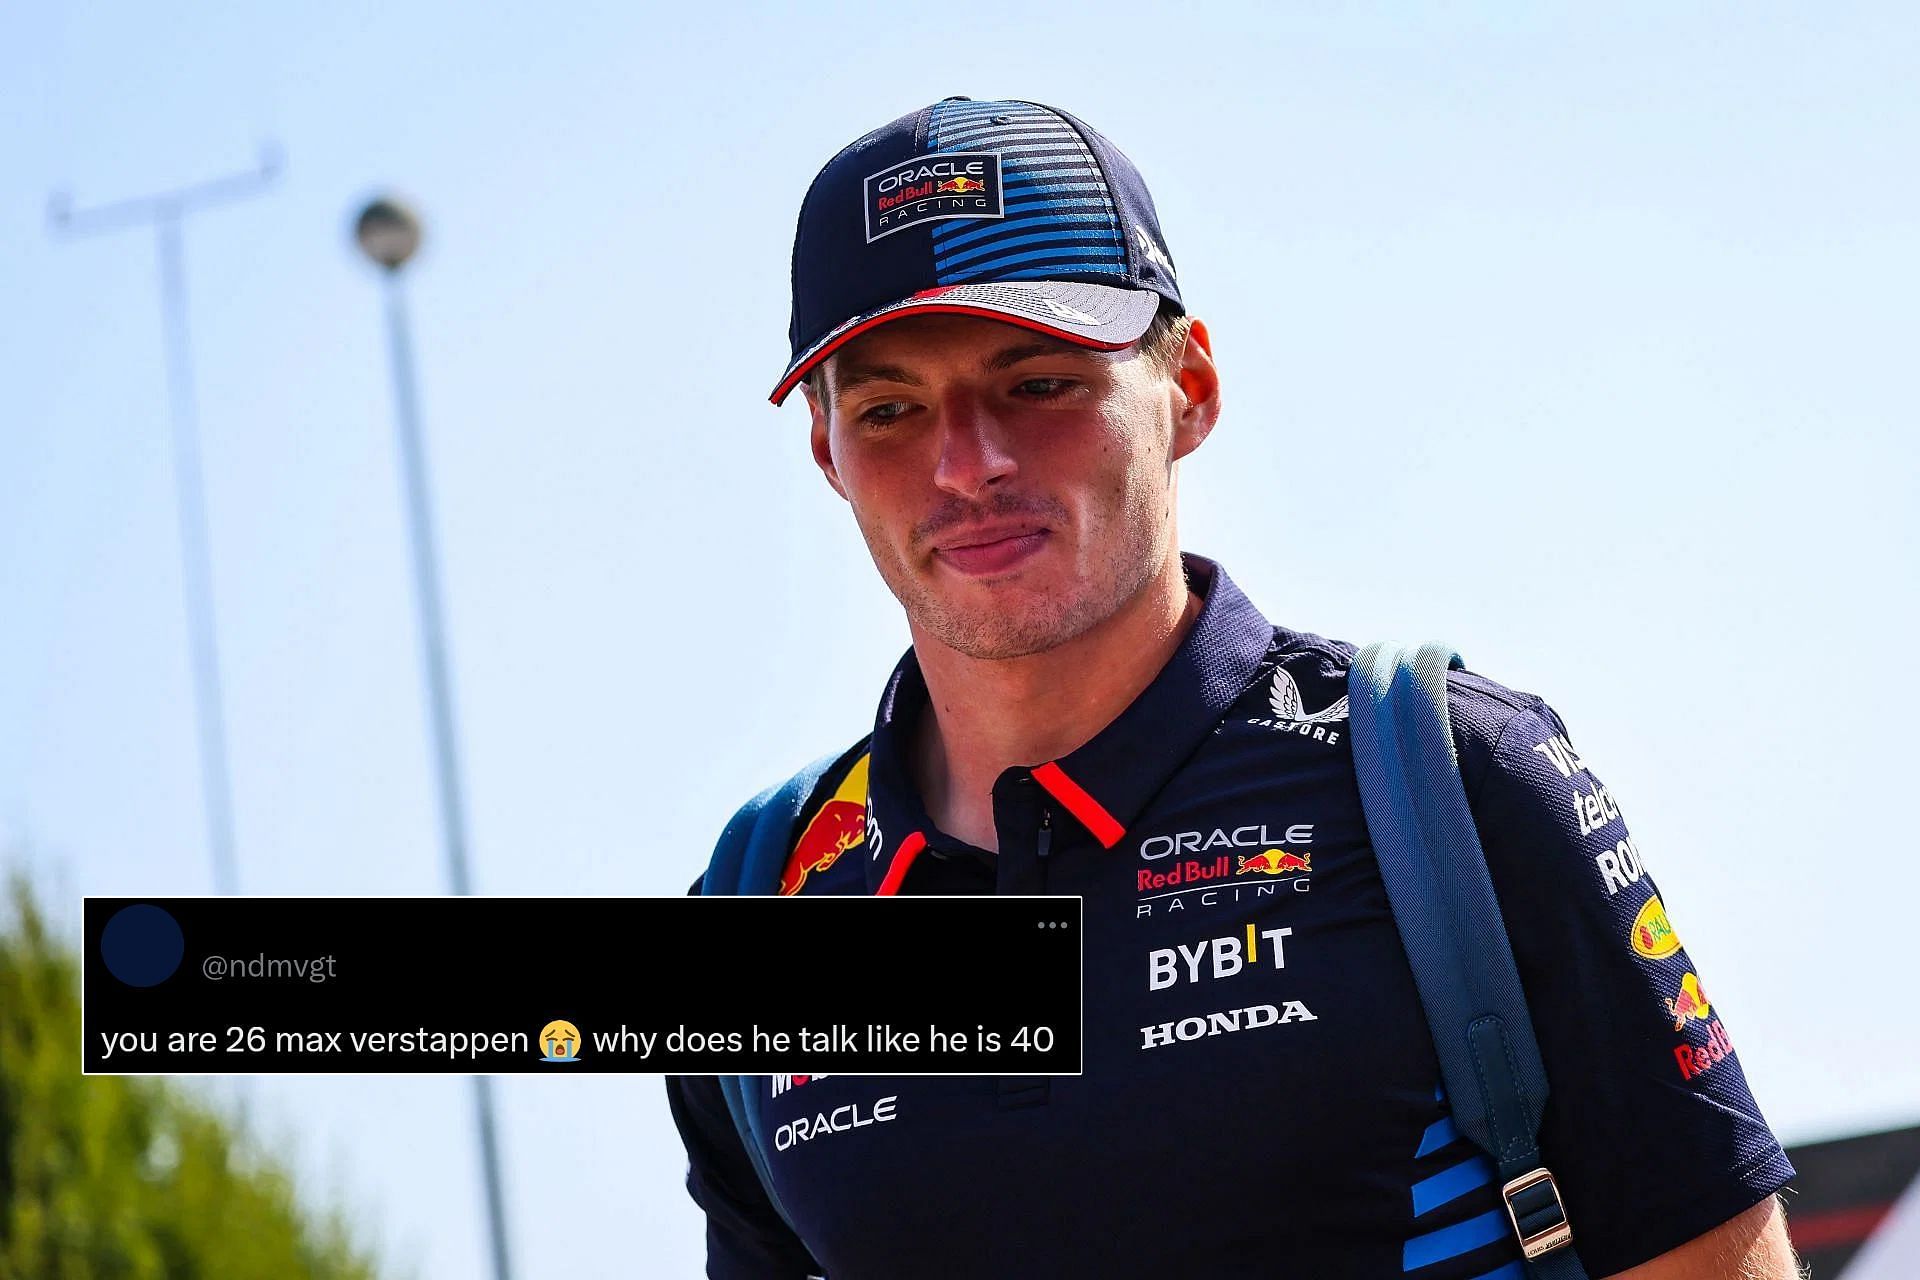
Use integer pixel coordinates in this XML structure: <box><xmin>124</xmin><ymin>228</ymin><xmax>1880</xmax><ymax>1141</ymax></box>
<box><xmin>3</xmin><ymin>3</ymin><xmax>1917</xmax><ymax>1277</ymax></box>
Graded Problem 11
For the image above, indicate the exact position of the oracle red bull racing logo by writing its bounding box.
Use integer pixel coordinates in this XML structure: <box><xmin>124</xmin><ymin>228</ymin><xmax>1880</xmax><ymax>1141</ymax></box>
<box><xmin>1135</xmin><ymin>822</ymin><xmax>1315</xmax><ymax>918</ymax></box>
<box><xmin>863</xmin><ymin>150</ymin><xmax>1004</xmax><ymax>242</ymax></box>
<box><xmin>779</xmin><ymin>754</ymin><xmax>871</xmax><ymax>896</ymax></box>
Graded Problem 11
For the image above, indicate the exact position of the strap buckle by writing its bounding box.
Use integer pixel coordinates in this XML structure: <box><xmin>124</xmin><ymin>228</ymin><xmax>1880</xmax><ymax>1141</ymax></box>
<box><xmin>1501</xmin><ymin>1167</ymin><xmax>1574</xmax><ymax>1259</ymax></box>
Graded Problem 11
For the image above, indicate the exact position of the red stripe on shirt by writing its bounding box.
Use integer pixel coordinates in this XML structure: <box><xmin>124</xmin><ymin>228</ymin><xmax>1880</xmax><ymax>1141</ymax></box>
<box><xmin>1031</xmin><ymin>762</ymin><xmax>1125</xmax><ymax>849</ymax></box>
<box><xmin>875</xmin><ymin>831</ymin><xmax>929</xmax><ymax>897</ymax></box>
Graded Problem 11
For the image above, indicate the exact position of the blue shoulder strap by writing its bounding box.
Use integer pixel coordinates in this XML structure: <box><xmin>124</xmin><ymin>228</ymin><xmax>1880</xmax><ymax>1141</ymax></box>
<box><xmin>700</xmin><ymin>749</ymin><xmax>845</xmax><ymax>1241</ymax></box>
<box><xmin>1347</xmin><ymin>642</ymin><xmax>1588</xmax><ymax>1278</ymax></box>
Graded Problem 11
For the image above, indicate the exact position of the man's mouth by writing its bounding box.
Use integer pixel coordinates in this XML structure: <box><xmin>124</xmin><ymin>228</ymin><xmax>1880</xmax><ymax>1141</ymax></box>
<box><xmin>932</xmin><ymin>524</ymin><xmax>1050</xmax><ymax>577</ymax></box>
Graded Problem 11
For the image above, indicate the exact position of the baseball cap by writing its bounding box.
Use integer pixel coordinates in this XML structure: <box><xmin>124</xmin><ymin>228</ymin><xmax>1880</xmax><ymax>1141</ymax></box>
<box><xmin>770</xmin><ymin>96</ymin><xmax>1185</xmax><ymax>407</ymax></box>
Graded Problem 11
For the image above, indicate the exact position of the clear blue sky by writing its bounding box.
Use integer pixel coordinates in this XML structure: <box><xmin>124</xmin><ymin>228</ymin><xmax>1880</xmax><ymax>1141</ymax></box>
<box><xmin>4</xmin><ymin>4</ymin><xmax>1916</xmax><ymax>1277</ymax></box>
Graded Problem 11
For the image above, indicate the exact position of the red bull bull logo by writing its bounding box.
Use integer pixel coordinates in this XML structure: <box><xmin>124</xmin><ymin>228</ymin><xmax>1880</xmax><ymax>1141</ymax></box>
<box><xmin>936</xmin><ymin>175</ymin><xmax>985</xmax><ymax>193</ymax></box>
<box><xmin>1664</xmin><ymin>971</ymin><xmax>1711</xmax><ymax>1031</ymax></box>
<box><xmin>1236</xmin><ymin>848</ymin><xmax>1311</xmax><ymax>877</ymax></box>
<box><xmin>779</xmin><ymin>755</ymin><xmax>871</xmax><ymax>896</ymax></box>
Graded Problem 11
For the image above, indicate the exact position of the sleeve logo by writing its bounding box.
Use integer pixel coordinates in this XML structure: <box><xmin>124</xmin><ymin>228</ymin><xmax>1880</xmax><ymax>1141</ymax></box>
<box><xmin>779</xmin><ymin>753</ymin><xmax>871</xmax><ymax>895</ymax></box>
<box><xmin>1630</xmin><ymin>894</ymin><xmax>1682</xmax><ymax>959</ymax></box>
<box><xmin>1665</xmin><ymin>971</ymin><xmax>1711</xmax><ymax>1031</ymax></box>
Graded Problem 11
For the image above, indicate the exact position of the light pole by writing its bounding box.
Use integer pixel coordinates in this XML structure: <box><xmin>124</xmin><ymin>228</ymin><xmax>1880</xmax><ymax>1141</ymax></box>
<box><xmin>47</xmin><ymin>145</ymin><xmax>282</xmax><ymax>899</ymax></box>
<box><xmin>352</xmin><ymin>196</ymin><xmax>515</xmax><ymax>1280</ymax></box>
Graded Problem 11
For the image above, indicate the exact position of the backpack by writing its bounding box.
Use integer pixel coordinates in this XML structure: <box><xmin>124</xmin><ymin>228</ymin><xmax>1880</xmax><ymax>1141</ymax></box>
<box><xmin>699</xmin><ymin>641</ymin><xmax>1587</xmax><ymax>1278</ymax></box>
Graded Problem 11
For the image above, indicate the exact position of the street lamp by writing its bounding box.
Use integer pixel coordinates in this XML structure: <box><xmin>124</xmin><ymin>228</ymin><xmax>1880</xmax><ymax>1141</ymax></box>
<box><xmin>352</xmin><ymin>194</ymin><xmax>515</xmax><ymax>1280</ymax></box>
<box><xmin>47</xmin><ymin>146</ymin><xmax>283</xmax><ymax>900</ymax></box>
<box><xmin>354</xmin><ymin>198</ymin><xmax>421</xmax><ymax>271</ymax></box>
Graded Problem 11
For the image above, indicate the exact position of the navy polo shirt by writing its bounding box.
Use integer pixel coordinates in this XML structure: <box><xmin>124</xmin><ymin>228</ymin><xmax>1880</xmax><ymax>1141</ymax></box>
<box><xmin>665</xmin><ymin>553</ymin><xmax>1793</xmax><ymax>1279</ymax></box>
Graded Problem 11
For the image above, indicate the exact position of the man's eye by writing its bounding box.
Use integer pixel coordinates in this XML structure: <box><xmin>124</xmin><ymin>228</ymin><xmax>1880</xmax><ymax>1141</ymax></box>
<box><xmin>857</xmin><ymin>380</ymin><xmax>1075</xmax><ymax>425</ymax></box>
<box><xmin>859</xmin><ymin>402</ymin><xmax>910</xmax><ymax>425</ymax></box>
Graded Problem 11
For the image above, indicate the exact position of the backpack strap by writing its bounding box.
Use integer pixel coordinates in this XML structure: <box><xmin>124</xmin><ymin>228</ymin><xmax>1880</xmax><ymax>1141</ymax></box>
<box><xmin>700</xmin><ymin>750</ymin><xmax>847</xmax><ymax>1241</ymax></box>
<box><xmin>1347</xmin><ymin>642</ymin><xmax>1588</xmax><ymax>1278</ymax></box>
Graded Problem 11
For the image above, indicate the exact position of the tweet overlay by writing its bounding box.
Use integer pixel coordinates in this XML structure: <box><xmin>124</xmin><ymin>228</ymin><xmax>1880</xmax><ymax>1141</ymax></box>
<box><xmin>82</xmin><ymin>896</ymin><xmax>1081</xmax><ymax>1075</ymax></box>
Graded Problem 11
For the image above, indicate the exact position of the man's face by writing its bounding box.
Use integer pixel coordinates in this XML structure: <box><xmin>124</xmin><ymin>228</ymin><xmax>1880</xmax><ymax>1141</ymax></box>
<box><xmin>805</xmin><ymin>311</ymin><xmax>1216</xmax><ymax>661</ymax></box>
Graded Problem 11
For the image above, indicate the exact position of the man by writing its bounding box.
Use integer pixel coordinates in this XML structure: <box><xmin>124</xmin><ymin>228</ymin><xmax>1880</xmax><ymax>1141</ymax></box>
<box><xmin>665</xmin><ymin>96</ymin><xmax>1799</xmax><ymax>1279</ymax></box>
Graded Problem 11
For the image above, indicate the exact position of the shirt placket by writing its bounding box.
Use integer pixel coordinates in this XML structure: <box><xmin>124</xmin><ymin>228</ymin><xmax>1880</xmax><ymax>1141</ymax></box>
<box><xmin>993</xmin><ymin>768</ymin><xmax>1054</xmax><ymax>1109</ymax></box>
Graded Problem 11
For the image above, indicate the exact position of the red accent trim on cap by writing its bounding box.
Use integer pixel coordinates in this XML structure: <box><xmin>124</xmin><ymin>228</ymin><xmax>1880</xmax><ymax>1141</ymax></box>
<box><xmin>769</xmin><ymin>304</ymin><xmax>1135</xmax><ymax>406</ymax></box>
<box><xmin>875</xmin><ymin>830</ymin><xmax>929</xmax><ymax>896</ymax></box>
<box><xmin>1030</xmin><ymin>762</ymin><xmax>1125</xmax><ymax>848</ymax></box>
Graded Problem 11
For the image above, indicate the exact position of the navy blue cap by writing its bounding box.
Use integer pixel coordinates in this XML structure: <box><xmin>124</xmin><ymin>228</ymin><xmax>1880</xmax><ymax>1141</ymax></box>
<box><xmin>770</xmin><ymin>96</ymin><xmax>1185</xmax><ymax>406</ymax></box>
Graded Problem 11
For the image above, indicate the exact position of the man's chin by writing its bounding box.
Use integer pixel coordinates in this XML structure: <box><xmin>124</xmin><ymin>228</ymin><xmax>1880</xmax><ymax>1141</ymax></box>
<box><xmin>913</xmin><ymin>590</ymin><xmax>1097</xmax><ymax>662</ymax></box>
<box><xmin>931</xmin><ymin>624</ymin><xmax>1069</xmax><ymax>662</ymax></box>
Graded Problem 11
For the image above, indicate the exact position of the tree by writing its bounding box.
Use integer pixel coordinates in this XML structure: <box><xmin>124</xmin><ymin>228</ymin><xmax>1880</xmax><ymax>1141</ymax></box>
<box><xmin>0</xmin><ymin>871</ymin><xmax>388</xmax><ymax>1278</ymax></box>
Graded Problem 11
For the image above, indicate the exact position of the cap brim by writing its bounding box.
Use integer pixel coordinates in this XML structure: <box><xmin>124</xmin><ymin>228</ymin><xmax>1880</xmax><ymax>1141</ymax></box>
<box><xmin>769</xmin><ymin>281</ymin><xmax>1162</xmax><ymax>407</ymax></box>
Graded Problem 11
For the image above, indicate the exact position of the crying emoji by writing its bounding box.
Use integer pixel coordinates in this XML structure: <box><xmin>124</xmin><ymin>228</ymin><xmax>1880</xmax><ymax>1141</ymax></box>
<box><xmin>539</xmin><ymin>1019</ymin><xmax>582</xmax><ymax>1063</ymax></box>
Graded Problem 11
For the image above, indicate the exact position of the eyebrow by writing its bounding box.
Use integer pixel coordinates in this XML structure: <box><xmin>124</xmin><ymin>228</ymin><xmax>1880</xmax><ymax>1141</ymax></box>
<box><xmin>831</xmin><ymin>337</ymin><xmax>1099</xmax><ymax>399</ymax></box>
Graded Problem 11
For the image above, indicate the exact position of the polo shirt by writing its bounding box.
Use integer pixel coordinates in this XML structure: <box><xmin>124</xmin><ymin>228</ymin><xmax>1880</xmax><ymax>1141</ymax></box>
<box><xmin>665</xmin><ymin>553</ymin><xmax>1793</xmax><ymax>1279</ymax></box>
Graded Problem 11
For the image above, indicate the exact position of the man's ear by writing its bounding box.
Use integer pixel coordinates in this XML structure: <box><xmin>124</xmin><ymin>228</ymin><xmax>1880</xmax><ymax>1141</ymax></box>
<box><xmin>805</xmin><ymin>382</ymin><xmax>850</xmax><ymax>501</ymax></box>
<box><xmin>1169</xmin><ymin>317</ymin><xmax>1220</xmax><ymax>464</ymax></box>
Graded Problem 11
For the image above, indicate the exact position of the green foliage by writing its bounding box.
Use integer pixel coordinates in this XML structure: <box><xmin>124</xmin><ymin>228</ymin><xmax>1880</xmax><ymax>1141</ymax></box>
<box><xmin>0</xmin><ymin>872</ymin><xmax>386</xmax><ymax>1279</ymax></box>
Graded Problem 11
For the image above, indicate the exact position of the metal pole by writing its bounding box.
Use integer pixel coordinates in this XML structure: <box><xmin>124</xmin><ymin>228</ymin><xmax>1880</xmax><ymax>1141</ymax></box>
<box><xmin>154</xmin><ymin>209</ymin><xmax>240</xmax><ymax>899</ymax></box>
<box><xmin>471</xmin><ymin>1073</ymin><xmax>514</xmax><ymax>1280</ymax></box>
<box><xmin>375</xmin><ymin>258</ymin><xmax>514</xmax><ymax>1280</ymax></box>
<box><xmin>379</xmin><ymin>276</ymin><xmax>473</xmax><ymax>894</ymax></box>
<box><xmin>47</xmin><ymin>149</ymin><xmax>279</xmax><ymax>896</ymax></box>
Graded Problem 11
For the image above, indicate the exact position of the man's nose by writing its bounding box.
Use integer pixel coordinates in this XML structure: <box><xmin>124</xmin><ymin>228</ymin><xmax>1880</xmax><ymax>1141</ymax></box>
<box><xmin>930</xmin><ymin>395</ymin><xmax>1018</xmax><ymax>499</ymax></box>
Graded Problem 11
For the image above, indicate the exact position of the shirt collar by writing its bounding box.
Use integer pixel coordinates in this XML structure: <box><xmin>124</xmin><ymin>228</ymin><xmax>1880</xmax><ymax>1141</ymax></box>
<box><xmin>862</xmin><ymin>552</ymin><xmax>1274</xmax><ymax>891</ymax></box>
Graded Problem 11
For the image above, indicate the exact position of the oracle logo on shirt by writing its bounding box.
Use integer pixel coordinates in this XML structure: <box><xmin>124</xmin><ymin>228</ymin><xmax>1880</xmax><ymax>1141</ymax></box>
<box><xmin>774</xmin><ymin>1095</ymin><xmax>900</xmax><ymax>1150</ymax></box>
<box><xmin>1137</xmin><ymin>823</ymin><xmax>1314</xmax><ymax>862</ymax></box>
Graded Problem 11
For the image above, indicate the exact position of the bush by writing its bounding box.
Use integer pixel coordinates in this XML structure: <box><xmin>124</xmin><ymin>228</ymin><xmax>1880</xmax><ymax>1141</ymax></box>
<box><xmin>0</xmin><ymin>871</ymin><xmax>385</xmax><ymax>1279</ymax></box>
